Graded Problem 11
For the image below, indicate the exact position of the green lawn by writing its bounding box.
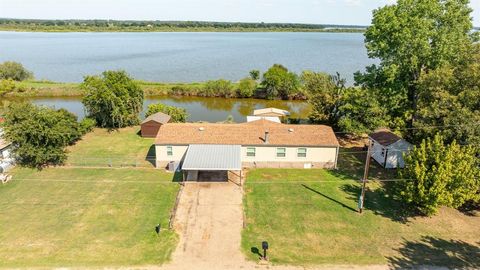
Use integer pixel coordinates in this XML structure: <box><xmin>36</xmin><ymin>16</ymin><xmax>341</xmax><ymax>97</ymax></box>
<box><xmin>242</xmin><ymin>169</ymin><xmax>480</xmax><ymax>267</ymax></box>
<box><xmin>0</xmin><ymin>128</ymin><xmax>180</xmax><ymax>268</ymax></box>
<box><xmin>66</xmin><ymin>127</ymin><xmax>155</xmax><ymax>168</ymax></box>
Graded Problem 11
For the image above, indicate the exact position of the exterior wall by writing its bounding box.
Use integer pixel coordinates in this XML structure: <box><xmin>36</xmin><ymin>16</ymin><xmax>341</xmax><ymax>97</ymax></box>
<box><xmin>241</xmin><ymin>146</ymin><xmax>338</xmax><ymax>169</ymax></box>
<box><xmin>141</xmin><ymin>121</ymin><xmax>161</xmax><ymax>138</ymax></box>
<box><xmin>385</xmin><ymin>140</ymin><xmax>412</xmax><ymax>169</ymax></box>
<box><xmin>370</xmin><ymin>139</ymin><xmax>412</xmax><ymax>169</ymax></box>
<box><xmin>156</xmin><ymin>145</ymin><xmax>189</xmax><ymax>168</ymax></box>
<box><xmin>155</xmin><ymin>144</ymin><xmax>338</xmax><ymax>169</ymax></box>
<box><xmin>370</xmin><ymin>140</ymin><xmax>387</xmax><ymax>167</ymax></box>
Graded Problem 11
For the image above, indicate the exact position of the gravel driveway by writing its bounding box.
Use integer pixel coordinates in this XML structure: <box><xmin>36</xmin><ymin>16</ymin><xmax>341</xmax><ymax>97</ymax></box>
<box><xmin>164</xmin><ymin>182</ymin><xmax>247</xmax><ymax>269</ymax></box>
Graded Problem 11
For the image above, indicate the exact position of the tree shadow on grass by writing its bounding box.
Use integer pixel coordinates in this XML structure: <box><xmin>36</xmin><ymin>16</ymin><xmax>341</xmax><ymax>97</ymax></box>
<box><xmin>340</xmin><ymin>183</ymin><xmax>414</xmax><ymax>223</ymax></box>
<box><xmin>388</xmin><ymin>236</ymin><xmax>480</xmax><ymax>269</ymax></box>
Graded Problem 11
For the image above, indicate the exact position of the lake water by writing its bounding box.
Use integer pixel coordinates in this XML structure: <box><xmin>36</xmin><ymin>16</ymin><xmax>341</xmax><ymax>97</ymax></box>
<box><xmin>0</xmin><ymin>32</ymin><xmax>374</xmax><ymax>84</ymax></box>
<box><xmin>1</xmin><ymin>96</ymin><xmax>311</xmax><ymax>123</ymax></box>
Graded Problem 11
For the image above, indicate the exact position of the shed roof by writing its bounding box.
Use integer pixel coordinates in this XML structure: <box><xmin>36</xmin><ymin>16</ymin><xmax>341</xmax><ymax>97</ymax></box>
<box><xmin>155</xmin><ymin>119</ymin><xmax>339</xmax><ymax>147</ymax></box>
<box><xmin>253</xmin><ymin>108</ymin><xmax>290</xmax><ymax>117</ymax></box>
<box><xmin>182</xmin><ymin>144</ymin><xmax>242</xmax><ymax>171</ymax></box>
<box><xmin>141</xmin><ymin>112</ymin><xmax>171</xmax><ymax>125</ymax></box>
<box><xmin>369</xmin><ymin>129</ymin><xmax>403</xmax><ymax>146</ymax></box>
<box><xmin>246</xmin><ymin>116</ymin><xmax>281</xmax><ymax>123</ymax></box>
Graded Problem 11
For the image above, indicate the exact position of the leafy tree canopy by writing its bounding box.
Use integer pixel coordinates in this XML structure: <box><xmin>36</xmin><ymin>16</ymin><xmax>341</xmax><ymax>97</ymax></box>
<box><xmin>2</xmin><ymin>102</ymin><xmax>87</xmax><ymax>168</ymax></box>
<box><xmin>145</xmin><ymin>103</ymin><xmax>188</xmax><ymax>123</ymax></box>
<box><xmin>397</xmin><ymin>134</ymin><xmax>480</xmax><ymax>216</ymax></box>
<box><xmin>355</xmin><ymin>0</ymin><xmax>478</xmax><ymax>126</ymax></box>
<box><xmin>262</xmin><ymin>64</ymin><xmax>300</xmax><ymax>99</ymax></box>
<box><xmin>81</xmin><ymin>70</ymin><xmax>144</xmax><ymax>128</ymax></box>
<box><xmin>0</xmin><ymin>61</ymin><xmax>33</xmax><ymax>81</ymax></box>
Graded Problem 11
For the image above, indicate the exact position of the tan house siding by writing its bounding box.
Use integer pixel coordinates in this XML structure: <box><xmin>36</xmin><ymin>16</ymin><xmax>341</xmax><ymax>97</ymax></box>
<box><xmin>241</xmin><ymin>146</ymin><xmax>337</xmax><ymax>169</ymax></box>
<box><xmin>156</xmin><ymin>145</ymin><xmax>188</xmax><ymax>168</ymax></box>
<box><xmin>155</xmin><ymin>144</ymin><xmax>338</xmax><ymax>169</ymax></box>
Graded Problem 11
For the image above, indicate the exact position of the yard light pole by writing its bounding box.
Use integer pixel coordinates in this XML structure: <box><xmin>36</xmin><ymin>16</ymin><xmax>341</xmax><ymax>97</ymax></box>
<box><xmin>261</xmin><ymin>241</ymin><xmax>269</xmax><ymax>260</ymax></box>
<box><xmin>359</xmin><ymin>141</ymin><xmax>372</xmax><ymax>214</ymax></box>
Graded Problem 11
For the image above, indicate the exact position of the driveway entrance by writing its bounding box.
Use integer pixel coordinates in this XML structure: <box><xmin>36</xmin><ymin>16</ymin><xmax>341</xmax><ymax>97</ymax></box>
<box><xmin>168</xmin><ymin>182</ymin><xmax>244</xmax><ymax>269</ymax></box>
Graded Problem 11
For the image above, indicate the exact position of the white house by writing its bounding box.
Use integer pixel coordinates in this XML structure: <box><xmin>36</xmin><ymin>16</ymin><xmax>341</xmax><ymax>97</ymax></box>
<box><xmin>368</xmin><ymin>129</ymin><xmax>413</xmax><ymax>169</ymax></box>
<box><xmin>0</xmin><ymin>126</ymin><xmax>13</xmax><ymax>173</ymax></box>
<box><xmin>154</xmin><ymin>119</ymin><xmax>339</xmax><ymax>180</ymax></box>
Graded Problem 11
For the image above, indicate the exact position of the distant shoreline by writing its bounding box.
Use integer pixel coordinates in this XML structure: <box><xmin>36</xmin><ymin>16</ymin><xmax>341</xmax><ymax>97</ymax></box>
<box><xmin>0</xmin><ymin>19</ymin><xmax>366</xmax><ymax>33</ymax></box>
<box><xmin>0</xmin><ymin>27</ymin><xmax>365</xmax><ymax>33</ymax></box>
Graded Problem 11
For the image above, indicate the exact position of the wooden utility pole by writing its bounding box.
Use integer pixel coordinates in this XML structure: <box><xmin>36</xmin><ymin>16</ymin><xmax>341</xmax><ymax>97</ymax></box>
<box><xmin>359</xmin><ymin>141</ymin><xmax>372</xmax><ymax>214</ymax></box>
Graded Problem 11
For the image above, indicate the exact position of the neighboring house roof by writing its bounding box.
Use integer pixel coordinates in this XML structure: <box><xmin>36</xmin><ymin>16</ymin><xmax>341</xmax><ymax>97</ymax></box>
<box><xmin>246</xmin><ymin>116</ymin><xmax>281</xmax><ymax>123</ymax></box>
<box><xmin>369</xmin><ymin>129</ymin><xmax>403</xmax><ymax>146</ymax></box>
<box><xmin>253</xmin><ymin>108</ymin><xmax>290</xmax><ymax>117</ymax></box>
<box><xmin>141</xmin><ymin>112</ymin><xmax>171</xmax><ymax>125</ymax></box>
<box><xmin>155</xmin><ymin>119</ymin><xmax>339</xmax><ymax>147</ymax></box>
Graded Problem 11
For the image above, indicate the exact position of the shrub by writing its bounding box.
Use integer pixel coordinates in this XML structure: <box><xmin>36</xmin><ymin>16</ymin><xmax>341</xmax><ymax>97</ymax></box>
<box><xmin>0</xmin><ymin>61</ymin><xmax>33</xmax><ymax>81</ymax></box>
<box><xmin>397</xmin><ymin>134</ymin><xmax>480</xmax><ymax>216</ymax></box>
<box><xmin>0</xmin><ymin>79</ymin><xmax>16</xmax><ymax>96</ymax></box>
<box><xmin>79</xmin><ymin>118</ymin><xmax>96</xmax><ymax>134</ymax></box>
<box><xmin>201</xmin><ymin>79</ymin><xmax>235</xmax><ymax>97</ymax></box>
<box><xmin>237</xmin><ymin>78</ymin><xmax>257</xmax><ymax>98</ymax></box>
<box><xmin>146</xmin><ymin>103</ymin><xmax>188</xmax><ymax>123</ymax></box>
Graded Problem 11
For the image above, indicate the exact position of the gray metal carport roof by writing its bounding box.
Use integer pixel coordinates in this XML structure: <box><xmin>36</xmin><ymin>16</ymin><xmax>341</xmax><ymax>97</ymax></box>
<box><xmin>181</xmin><ymin>144</ymin><xmax>242</xmax><ymax>171</ymax></box>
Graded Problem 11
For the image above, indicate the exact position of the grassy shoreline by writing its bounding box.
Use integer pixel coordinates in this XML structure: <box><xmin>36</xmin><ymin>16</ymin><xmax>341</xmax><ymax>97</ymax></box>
<box><xmin>5</xmin><ymin>80</ymin><xmax>211</xmax><ymax>98</ymax></box>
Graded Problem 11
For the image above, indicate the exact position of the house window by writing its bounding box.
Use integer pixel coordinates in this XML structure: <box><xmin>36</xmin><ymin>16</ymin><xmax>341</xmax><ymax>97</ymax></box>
<box><xmin>167</xmin><ymin>146</ymin><xmax>173</xmax><ymax>156</ymax></box>
<box><xmin>246</xmin><ymin>147</ymin><xmax>256</xmax><ymax>157</ymax></box>
<box><xmin>276</xmin><ymin>148</ymin><xmax>286</xmax><ymax>158</ymax></box>
<box><xmin>297</xmin><ymin>148</ymin><xmax>307</xmax><ymax>158</ymax></box>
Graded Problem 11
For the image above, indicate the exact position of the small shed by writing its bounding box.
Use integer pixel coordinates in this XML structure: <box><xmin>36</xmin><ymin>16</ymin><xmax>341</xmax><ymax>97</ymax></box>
<box><xmin>253</xmin><ymin>108</ymin><xmax>290</xmax><ymax>117</ymax></box>
<box><xmin>368</xmin><ymin>129</ymin><xmax>413</xmax><ymax>169</ymax></box>
<box><xmin>141</xmin><ymin>112</ymin><xmax>171</xmax><ymax>138</ymax></box>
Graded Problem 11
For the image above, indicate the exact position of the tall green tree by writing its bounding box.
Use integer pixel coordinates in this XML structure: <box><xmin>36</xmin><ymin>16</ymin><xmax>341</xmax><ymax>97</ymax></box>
<box><xmin>355</xmin><ymin>0</ymin><xmax>478</xmax><ymax>127</ymax></box>
<box><xmin>2</xmin><ymin>102</ymin><xmax>85</xmax><ymax>168</ymax></box>
<box><xmin>337</xmin><ymin>87</ymin><xmax>389</xmax><ymax>135</ymax></box>
<box><xmin>82</xmin><ymin>70</ymin><xmax>144</xmax><ymax>128</ymax></box>
<box><xmin>304</xmin><ymin>71</ymin><xmax>343</xmax><ymax>125</ymax></box>
<box><xmin>398</xmin><ymin>134</ymin><xmax>480</xmax><ymax>216</ymax></box>
<box><xmin>413</xmin><ymin>56</ymin><xmax>480</xmax><ymax>146</ymax></box>
<box><xmin>262</xmin><ymin>64</ymin><xmax>300</xmax><ymax>99</ymax></box>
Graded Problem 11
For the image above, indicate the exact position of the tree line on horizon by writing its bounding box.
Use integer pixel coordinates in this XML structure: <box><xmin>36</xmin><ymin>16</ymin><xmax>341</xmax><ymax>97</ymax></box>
<box><xmin>0</xmin><ymin>18</ymin><xmax>366</xmax><ymax>32</ymax></box>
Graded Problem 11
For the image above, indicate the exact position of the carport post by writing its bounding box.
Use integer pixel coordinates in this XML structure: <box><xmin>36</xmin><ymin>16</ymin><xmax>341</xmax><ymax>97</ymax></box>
<box><xmin>239</xmin><ymin>170</ymin><xmax>242</xmax><ymax>186</ymax></box>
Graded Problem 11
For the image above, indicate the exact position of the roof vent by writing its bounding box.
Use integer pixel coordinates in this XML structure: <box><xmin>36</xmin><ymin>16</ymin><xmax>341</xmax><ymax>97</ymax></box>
<box><xmin>199</xmin><ymin>127</ymin><xmax>205</xmax><ymax>131</ymax></box>
<box><xmin>288</xmin><ymin>128</ymin><xmax>294</xmax><ymax>133</ymax></box>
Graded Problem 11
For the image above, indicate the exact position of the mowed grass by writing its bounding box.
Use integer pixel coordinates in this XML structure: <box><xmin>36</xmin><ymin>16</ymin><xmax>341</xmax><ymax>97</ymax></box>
<box><xmin>66</xmin><ymin>127</ymin><xmax>155</xmax><ymax>168</ymax></box>
<box><xmin>242</xmin><ymin>169</ymin><xmax>480</xmax><ymax>267</ymax></box>
<box><xmin>0</xmin><ymin>128</ymin><xmax>180</xmax><ymax>267</ymax></box>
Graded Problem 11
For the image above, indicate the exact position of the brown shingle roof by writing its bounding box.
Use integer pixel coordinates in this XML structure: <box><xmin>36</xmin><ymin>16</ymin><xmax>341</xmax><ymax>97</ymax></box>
<box><xmin>369</xmin><ymin>129</ymin><xmax>402</xmax><ymax>146</ymax></box>
<box><xmin>141</xmin><ymin>112</ymin><xmax>171</xmax><ymax>125</ymax></box>
<box><xmin>155</xmin><ymin>119</ymin><xmax>339</xmax><ymax>147</ymax></box>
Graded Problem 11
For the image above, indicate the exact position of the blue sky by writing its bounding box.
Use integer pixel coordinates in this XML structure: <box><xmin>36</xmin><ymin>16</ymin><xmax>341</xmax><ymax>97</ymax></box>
<box><xmin>0</xmin><ymin>0</ymin><xmax>479</xmax><ymax>26</ymax></box>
